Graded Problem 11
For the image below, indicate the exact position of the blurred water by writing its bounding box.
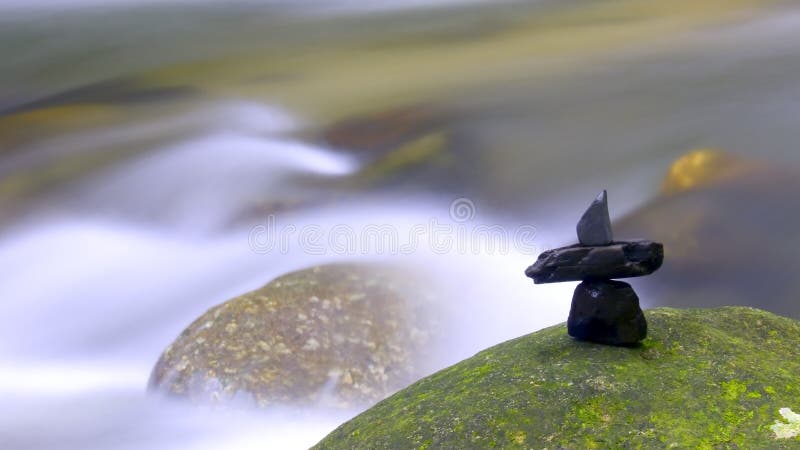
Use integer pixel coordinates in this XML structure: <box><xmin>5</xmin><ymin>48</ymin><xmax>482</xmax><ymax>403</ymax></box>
<box><xmin>2</xmin><ymin>0</ymin><xmax>800</xmax><ymax>448</ymax></box>
<box><xmin>0</xmin><ymin>103</ymin><xmax>574</xmax><ymax>448</ymax></box>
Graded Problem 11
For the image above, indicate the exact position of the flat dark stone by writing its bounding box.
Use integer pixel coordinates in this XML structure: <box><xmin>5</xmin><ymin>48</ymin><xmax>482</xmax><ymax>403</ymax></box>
<box><xmin>576</xmin><ymin>190</ymin><xmax>613</xmax><ymax>246</ymax></box>
<box><xmin>567</xmin><ymin>280</ymin><xmax>647</xmax><ymax>346</ymax></box>
<box><xmin>524</xmin><ymin>240</ymin><xmax>663</xmax><ymax>284</ymax></box>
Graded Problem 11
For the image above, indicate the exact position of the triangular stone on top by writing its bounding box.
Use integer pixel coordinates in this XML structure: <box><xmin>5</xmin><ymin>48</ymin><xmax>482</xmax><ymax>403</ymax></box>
<box><xmin>576</xmin><ymin>190</ymin><xmax>613</xmax><ymax>246</ymax></box>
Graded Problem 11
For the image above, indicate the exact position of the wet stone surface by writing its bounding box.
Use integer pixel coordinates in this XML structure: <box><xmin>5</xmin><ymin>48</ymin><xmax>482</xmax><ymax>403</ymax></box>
<box><xmin>148</xmin><ymin>263</ymin><xmax>442</xmax><ymax>408</ymax></box>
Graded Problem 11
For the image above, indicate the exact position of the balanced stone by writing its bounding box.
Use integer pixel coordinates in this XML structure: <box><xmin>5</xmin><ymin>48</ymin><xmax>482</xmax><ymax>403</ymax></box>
<box><xmin>525</xmin><ymin>190</ymin><xmax>662</xmax><ymax>346</ymax></box>
<box><xmin>525</xmin><ymin>240</ymin><xmax>663</xmax><ymax>284</ymax></box>
<box><xmin>567</xmin><ymin>280</ymin><xmax>647</xmax><ymax>346</ymax></box>
<box><xmin>576</xmin><ymin>190</ymin><xmax>613</xmax><ymax>246</ymax></box>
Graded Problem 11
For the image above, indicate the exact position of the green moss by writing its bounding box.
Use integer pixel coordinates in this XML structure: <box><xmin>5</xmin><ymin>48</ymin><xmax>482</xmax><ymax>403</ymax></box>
<box><xmin>314</xmin><ymin>307</ymin><xmax>800</xmax><ymax>449</ymax></box>
<box><xmin>721</xmin><ymin>380</ymin><xmax>748</xmax><ymax>401</ymax></box>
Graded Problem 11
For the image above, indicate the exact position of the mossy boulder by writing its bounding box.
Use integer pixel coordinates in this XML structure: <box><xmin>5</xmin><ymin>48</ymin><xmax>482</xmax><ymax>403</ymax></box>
<box><xmin>148</xmin><ymin>263</ymin><xmax>442</xmax><ymax>408</ymax></box>
<box><xmin>315</xmin><ymin>307</ymin><xmax>800</xmax><ymax>449</ymax></box>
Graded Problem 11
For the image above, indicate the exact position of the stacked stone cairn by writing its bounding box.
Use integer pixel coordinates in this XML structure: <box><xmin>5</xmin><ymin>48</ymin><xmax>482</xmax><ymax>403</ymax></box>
<box><xmin>525</xmin><ymin>191</ymin><xmax>664</xmax><ymax>346</ymax></box>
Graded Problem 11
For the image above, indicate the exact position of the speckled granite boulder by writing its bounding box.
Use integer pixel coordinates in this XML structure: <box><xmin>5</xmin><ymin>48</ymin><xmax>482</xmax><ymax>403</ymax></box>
<box><xmin>148</xmin><ymin>263</ymin><xmax>442</xmax><ymax>408</ymax></box>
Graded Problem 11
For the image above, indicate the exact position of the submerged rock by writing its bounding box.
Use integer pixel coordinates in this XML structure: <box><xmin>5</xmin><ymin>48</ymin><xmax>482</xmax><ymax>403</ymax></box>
<box><xmin>568</xmin><ymin>280</ymin><xmax>646</xmax><ymax>346</ymax></box>
<box><xmin>148</xmin><ymin>263</ymin><xmax>442</xmax><ymax>408</ymax></box>
<box><xmin>322</xmin><ymin>105</ymin><xmax>442</xmax><ymax>156</ymax></box>
<box><xmin>615</xmin><ymin>149</ymin><xmax>800</xmax><ymax>318</ymax></box>
<box><xmin>659</xmin><ymin>148</ymin><xmax>760</xmax><ymax>195</ymax></box>
<box><xmin>315</xmin><ymin>307</ymin><xmax>800</xmax><ymax>449</ymax></box>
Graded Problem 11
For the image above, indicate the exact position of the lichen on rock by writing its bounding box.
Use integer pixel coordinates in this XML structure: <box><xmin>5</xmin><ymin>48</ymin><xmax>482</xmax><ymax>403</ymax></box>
<box><xmin>148</xmin><ymin>263</ymin><xmax>443</xmax><ymax>408</ymax></box>
<box><xmin>772</xmin><ymin>408</ymin><xmax>800</xmax><ymax>439</ymax></box>
<box><xmin>314</xmin><ymin>307</ymin><xmax>800</xmax><ymax>449</ymax></box>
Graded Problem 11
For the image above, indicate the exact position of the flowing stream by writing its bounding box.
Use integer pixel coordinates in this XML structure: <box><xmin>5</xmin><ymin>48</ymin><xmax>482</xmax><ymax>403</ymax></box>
<box><xmin>2</xmin><ymin>1</ymin><xmax>800</xmax><ymax>448</ymax></box>
<box><xmin>0</xmin><ymin>102</ymin><xmax>575</xmax><ymax>449</ymax></box>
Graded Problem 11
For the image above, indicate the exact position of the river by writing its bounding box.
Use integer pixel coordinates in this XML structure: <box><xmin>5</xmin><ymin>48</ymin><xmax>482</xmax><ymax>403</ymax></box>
<box><xmin>2</xmin><ymin>1</ymin><xmax>800</xmax><ymax>448</ymax></box>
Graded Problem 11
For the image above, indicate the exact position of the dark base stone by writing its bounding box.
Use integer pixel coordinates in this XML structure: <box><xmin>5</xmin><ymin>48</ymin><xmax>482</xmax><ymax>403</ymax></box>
<box><xmin>568</xmin><ymin>280</ymin><xmax>647</xmax><ymax>346</ymax></box>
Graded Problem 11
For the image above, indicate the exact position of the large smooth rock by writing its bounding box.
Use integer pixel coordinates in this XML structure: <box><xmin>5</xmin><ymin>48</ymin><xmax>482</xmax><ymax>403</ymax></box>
<box><xmin>525</xmin><ymin>240</ymin><xmax>663</xmax><ymax>284</ymax></box>
<box><xmin>148</xmin><ymin>263</ymin><xmax>442</xmax><ymax>408</ymax></box>
<box><xmin>568</xmin><ymin>280</ymin><xmax>646</xmax><ymax>345</ymax></box>
<box><xmin>576</xmin><ymin>190</ymin><xmax>613</xmax><ymax>246</ymax></box>
<box><xmin>315</xmin><ymin>307</ymin><xmax>800</xmax><ymax>449</ymax></box>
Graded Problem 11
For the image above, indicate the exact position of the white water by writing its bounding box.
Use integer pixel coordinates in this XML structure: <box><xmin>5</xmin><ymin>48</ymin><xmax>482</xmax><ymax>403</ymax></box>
<box><xmin>0</xmin><ymin>100</ymin><xmax>576</xmax><ymax>449</ymax></box>
<box><xmin>5</xmin><ymin>3</ymin><xmax>800</xmax><ymax>448</ymax></box>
